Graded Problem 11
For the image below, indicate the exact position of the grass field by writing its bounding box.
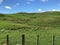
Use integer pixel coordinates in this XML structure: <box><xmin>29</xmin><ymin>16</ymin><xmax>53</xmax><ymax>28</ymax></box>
<box><xmin>0</xmin><ymin>11</ymin><xmax>60</xmax><ymax>45</ymax></box>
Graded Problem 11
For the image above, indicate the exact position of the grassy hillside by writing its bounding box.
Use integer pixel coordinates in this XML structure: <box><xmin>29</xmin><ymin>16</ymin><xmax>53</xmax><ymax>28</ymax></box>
<box><xmin>0</xmin><ymin>12</ymin><xmax>60</xmax><ymax>30</ymax></box>
<box><xmin>0</xmin><ymin>12</ymin><xmax>60</xmax><ymax>45</ymax></box>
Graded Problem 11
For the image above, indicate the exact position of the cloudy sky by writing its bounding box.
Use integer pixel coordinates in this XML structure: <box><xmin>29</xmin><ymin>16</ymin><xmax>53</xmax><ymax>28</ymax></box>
<box><xmin>0</xmin><ymin>0</ymin><xmax>60</xmax><ymax>14</ymax></box>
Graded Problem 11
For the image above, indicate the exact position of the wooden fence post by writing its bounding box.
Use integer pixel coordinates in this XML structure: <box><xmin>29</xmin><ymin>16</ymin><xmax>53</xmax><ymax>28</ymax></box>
<box><xmin>22</xmin><ymin>34</ymin><xmax>25</xmax><ymax>45</ymax></box>
<box><xmin>52</xmin><ymin>35</ymin><xmax>55</xmax><ymax>45</ymax></box>
<box><xmin>37</xmin><ymin>35</ymin><xmax>39</xmax><ymax>45</ymax></box>
<box><xmin>6</xmin><ymin>35</ymin><xmax>9</xmax><ymax>45</ymax></box>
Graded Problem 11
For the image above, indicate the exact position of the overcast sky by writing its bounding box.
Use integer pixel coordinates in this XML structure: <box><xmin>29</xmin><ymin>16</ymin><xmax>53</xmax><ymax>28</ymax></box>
<box><xmin>0</xmin><ymin>0</ymin><xmax>60</xmax><ymax>14</ymax></box>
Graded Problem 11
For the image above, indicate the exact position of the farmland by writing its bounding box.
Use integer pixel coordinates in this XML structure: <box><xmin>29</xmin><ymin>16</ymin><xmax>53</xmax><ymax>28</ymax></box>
<box><xmin>0</xmin><ymin>12</ymin><xmax>60</xmax><ymax>45</ymax></box>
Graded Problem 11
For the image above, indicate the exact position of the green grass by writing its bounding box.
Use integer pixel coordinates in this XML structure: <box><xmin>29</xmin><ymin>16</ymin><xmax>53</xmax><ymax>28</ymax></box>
<box><xmin>0</xmin><ymin>12</ymin><xmax>60</xmax><ymax>45</ymax></box>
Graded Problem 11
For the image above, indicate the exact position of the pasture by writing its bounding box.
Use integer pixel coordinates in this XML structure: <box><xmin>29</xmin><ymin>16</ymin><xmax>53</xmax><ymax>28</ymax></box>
<box><xmin>0</xmin><ymin>12</ymin><xmax>60</xmax><ymax>45</ymax></box>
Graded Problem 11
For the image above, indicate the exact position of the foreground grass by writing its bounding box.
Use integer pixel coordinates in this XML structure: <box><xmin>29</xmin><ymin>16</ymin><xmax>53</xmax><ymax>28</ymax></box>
<box><xmin>0</xmin><ymin>29</ymin><xmax>60</xmax><ymax>45</ymax></box>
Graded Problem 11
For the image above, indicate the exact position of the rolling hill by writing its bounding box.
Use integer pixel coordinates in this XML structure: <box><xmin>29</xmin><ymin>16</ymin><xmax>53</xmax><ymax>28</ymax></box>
<box><xmin>0</xmin><ymin>11</ymin><xmax>60</xmax><ymax>45</ymax></box>
<box><xmin>0</xmin><ymin>11</ymin><xmax>60</xmax><ymax>30</ymax></box>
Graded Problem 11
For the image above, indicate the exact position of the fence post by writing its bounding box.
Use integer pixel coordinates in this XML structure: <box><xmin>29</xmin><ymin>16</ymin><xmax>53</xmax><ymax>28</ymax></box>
<box><xmin>22</xmin><ymin>34</ymin><xmax>25</xmax><ymax>45</ymax></box>
<box><xmin>37</xmin><ymin>35</ymin><xmax>39</xmax><ymax>45</ymax></box>
<box><xmin>6</xmin><ymin>35</ymin><xmax>9</xmax><ymax>45</ymax></box>
<box><xmin>52</xmin><ymin>35</ymin><xmax>55</xmax><ymax>45</ymax></box>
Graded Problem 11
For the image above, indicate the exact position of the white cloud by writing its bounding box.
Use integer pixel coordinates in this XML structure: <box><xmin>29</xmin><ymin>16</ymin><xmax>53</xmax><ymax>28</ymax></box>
<box><xmin>58</xmin><ymin>4</ymin><xmax>60</xmax><ymax>6</ymax></box>
<box><xmin>15</xmin><ymin>3</ymin><xmax>20</xmax><ymax>5</ymax></box>
<box><xmin>13</xmin><ymin>3</ymin><xmax>20</xmax><ymax>7</ymax></box>
<box><xmin>52</xmin><ymin>9</ymin><xmax>57</xmax><ymax>11</ymax></box>
<box><xmin>49</xmin><ymin>9</ymin><xmax>60</xmax><ymax>11</ymax></box>
<box><xmin>38</xmin><ymin>9</ymin><xmax>42</xmax><ymax>11</ymax></box>
<box><xmin>0</xmin><ymin>0</ymin><xmax>3</xmax><ymax>4</ymax></box>
<box><xmin>27</xmin><ymin>2</ymin><xmax>31</xmax><ymax>4</ymax></box>
<box><xmin>41</xmin><ymin>0</ymin><xmax>48</xmax><ymax>2</ymax></box>
<box><xmin>5</xmin><ymin>6</ymin><xmax>12</xmax><ymax>9</ymax></box>
<box><xmin>27</xmin><ymin>0</ymin><xmax>35</xmax><ymax>4</ymax></box>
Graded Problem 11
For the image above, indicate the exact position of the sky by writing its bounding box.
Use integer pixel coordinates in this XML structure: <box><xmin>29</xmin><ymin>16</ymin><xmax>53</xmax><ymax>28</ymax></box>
<box><xmin>0</xmin><ymin>0</ymin><xmax>60</xmax><ymax>14</ymax></box>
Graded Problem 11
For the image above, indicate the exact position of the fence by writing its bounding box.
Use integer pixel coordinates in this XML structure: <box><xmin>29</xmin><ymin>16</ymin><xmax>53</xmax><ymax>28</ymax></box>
<box><xmin>0</xmin><ymin>34</ymin><xmax>55</xmax><ymax>45</ymax></box>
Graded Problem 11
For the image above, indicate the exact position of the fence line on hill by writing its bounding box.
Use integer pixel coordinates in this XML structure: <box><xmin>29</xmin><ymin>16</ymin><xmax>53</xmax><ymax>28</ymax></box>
<box><xmin>1</xmin><ymin>34</ymin><xmax>55</xmax><ymax>45</ymax></box>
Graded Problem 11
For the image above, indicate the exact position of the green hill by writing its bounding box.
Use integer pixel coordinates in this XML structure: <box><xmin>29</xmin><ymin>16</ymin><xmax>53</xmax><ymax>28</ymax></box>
<box><xmin>0</xmin><ymin>12</ymin><xmax>60</xmax><ymax>30</ymax></box>
<box><xmin>0</xmin><ymin>11</ymin><xmax>60</xmax><ymax>45</ymax></box>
